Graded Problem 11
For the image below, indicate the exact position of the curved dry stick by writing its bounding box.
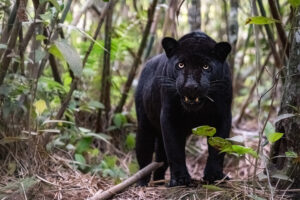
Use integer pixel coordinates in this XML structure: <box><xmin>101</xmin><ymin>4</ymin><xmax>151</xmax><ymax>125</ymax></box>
<box><xmin>88</xmin><ymin>162</ymin><xmax>163</xmax><ymax>200</ymax></box>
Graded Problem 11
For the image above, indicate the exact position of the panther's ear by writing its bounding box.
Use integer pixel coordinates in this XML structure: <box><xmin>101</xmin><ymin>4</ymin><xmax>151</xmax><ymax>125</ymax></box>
<box><xmin>162</xmin><ymin>37</ymin><xmax>179</xmax><ymax>58</ymax></box>
<box><xmin>213</xmin><ymin>42</ymin><xmax>231</xmax><ymax>62</ymax></box>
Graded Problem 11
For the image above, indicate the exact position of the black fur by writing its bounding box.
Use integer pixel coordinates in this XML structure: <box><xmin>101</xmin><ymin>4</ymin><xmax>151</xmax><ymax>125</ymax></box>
<box><xmin>135</xmin><ymin>32</ymin><xmax>232</xmax><ymax>187</ymax></box>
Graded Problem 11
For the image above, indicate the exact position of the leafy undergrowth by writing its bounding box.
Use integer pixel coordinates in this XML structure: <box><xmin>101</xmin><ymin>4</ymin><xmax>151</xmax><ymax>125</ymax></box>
<box><xmin>0</xmin><ymin>121</ymin><xmax>295</xmax><ymax>199</ymax></box>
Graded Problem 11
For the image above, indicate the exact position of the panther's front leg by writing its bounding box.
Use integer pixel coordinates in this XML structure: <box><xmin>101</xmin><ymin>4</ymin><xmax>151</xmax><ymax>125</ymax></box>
<box><xmin>160</xmin><ymin>106</ymin><xmax>191</xmax><ymax>187</ymax></box>
<box><xmin>204</xmin><ymin>111</ymin><xmax>231</xmax><ymax>183</ymax></box>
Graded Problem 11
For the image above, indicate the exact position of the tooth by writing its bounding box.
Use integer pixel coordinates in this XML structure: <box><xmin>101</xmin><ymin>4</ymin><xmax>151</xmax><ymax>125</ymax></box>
<box><xmin>195</xmin><ymin>97</ymin><xmax>199</xmax><ymax>102</ymax></box>
<box><xmin>184</xmin><ymin>96</ymin><xmax>188</xmax><ymax>102</ymax></box>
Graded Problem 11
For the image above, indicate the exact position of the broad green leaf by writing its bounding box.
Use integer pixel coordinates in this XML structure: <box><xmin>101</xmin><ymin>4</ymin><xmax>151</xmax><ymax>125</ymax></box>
<box><xmin>285</xmin><ymin>151</ymin><xmax>298</xmax><ymax>158</ymax></box>
<box><xmin>125</xmin><ymin>133</ymin><xmax>136</xmax><ymax>150</ymax></box>
<box><xmin>36</xmin><ymin>34</ymin><xmax>47</xmax><ymax>41</ymax></box>
<box><xmin>192</xmin><ymin>125</ymin><xmax>216</xmax><ymax>137</ymax></box>
<box><xmin>231</xmin><ymin>145</ymin><xmax>258</xmax><ymax>158</ymax></box>
<box><xmin>39</xmin><ymin>11</ymin><xmax>54</xmax><ymax>24</ymax></box>
<box><xmin>288</xmin><ymin>0</ymin><xmax>300</xmax><ymax>7</ymax></box>
<box><xmin>75</xmin><ymin>154</ymin><xmax>86</xmax><ymax>170</ymax></box>
<box><xmin>0</xmin><ymin>137</ymin><xmax>29</xmax><ymax>145</ymax></box>
<box><xmin>208</xmin><ymin>137</ymin><xmax>231</xmax><ymax>150</ymax></box>
<box><xmin>54</xmin><ymin>40</ymin><xmax>83</xmax><ymax>78</ymax></box>
<box><xmin>76</xmin><ymin>137</ymin><xmax>92</xmax><ymax>154</ymax></box>
<box><xmin>202</xmin><ymin>185</ymin><xmax>224</xmax><ymax>191</ymax></box>
<box><xmin>48</xmin><ymin>0</ymin><xmax>60</xmax><ymax>11</ymax></box>
<box><xmin>88</xmin><ymin>100</ymin><xmax>105</xmax><ymax>109</ymax></box>
<box><xmin>34</xmin><ymin>99</ymin><xmax>47</xmax><ymax>115</ymax></box>
<box><xmin>103</xmin><ymin>155</ymin><xmax>117</xmax><ymax>169</ymax></box>
<box><xmin>49</xmin><ymin>44</ymin><xmax>64</xmax><ymax>60</ymax></box>
<box><xmin>87</xmin><ymin>148</ymin><xmax>100</xmax><ymax>157</ymax></box>
<box><xmin>266</xmin><ymin>132</ymin><xmax>283</xmax><ymax>143</ymax></box>
<box><xmin>245</xmin><ymin>16</ymin><xmax>280</xmax><ymax>25</ymax></box>
<box><xmin>129</xmin><ymin>161</ymin><xmax>139</xmax><ymax>175</ymax></box>
<box><xmin>84</xmin><ymin>132</ymin><xmax>111</xmax><ymax>144</ymax></box>
<box><xmin>113</xmin><ymin>113</ymin><xmax>127</xmax><ymax>128</ymax></box>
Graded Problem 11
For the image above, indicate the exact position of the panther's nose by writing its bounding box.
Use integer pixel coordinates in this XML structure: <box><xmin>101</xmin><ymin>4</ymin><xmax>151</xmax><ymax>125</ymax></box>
<box><xmin>184</xmin><ymin>82</ymin><xmax>199</xmax><ymax>98</ymax></box>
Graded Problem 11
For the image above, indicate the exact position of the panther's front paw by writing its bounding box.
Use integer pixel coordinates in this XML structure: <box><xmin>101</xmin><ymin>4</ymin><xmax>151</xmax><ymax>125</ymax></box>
<box><xmin>169</xmin><ymin>175</ymin><xmax>191</xmax><ymax>187</ymax></box>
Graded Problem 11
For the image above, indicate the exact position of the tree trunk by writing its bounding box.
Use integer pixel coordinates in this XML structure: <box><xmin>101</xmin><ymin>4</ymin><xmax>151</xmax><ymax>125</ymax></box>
<box><xmin>228</xmin><ymin>0</ymin><xmax>238</xmax><ymax>75</ymax></box>
<box><xmin>188</xmin><ymin>0</ymin><xmax>201</xmax><ymax>32</ymax></box>
<box><xmin>270</xmin><ymin>8</ymin><xmax>300</xmax><ymax>190</ymax></box>
<box><xmin>162</xmin><ymin>0</ymin><xmax>178</xmax><ymax>38</ymax></box>
<box><xmin>115</xmin><ymin>0</ymin><xmax>158</xmax><ymax>113</ymax></box>
<box><xmin>95</xmin><ymin>1</ymin><xmax>115</xmax><ymax>132</ymax></box>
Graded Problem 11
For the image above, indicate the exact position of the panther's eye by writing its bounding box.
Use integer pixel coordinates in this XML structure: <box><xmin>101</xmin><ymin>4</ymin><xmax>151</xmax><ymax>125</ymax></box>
<box><xmin>178</xmin><ymin>63</ymin><xmax>185</xmax><ymax>69</ymax></box>
<box><xmin>202</xmin><ymin>65</ymin><xmax>210</xmax><ymax>70</ymax></box>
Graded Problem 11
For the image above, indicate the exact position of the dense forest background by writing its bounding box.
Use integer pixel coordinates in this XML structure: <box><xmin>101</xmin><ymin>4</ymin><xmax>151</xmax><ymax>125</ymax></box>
<box><xmin>0</xmin><ymin>0</ymin><xmax>300</xmax><ymax>199</ymax></box>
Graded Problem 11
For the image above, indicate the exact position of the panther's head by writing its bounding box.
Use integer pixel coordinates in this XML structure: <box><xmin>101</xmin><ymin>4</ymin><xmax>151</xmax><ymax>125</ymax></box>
<box><xmin>162</xmin><ymin>32</ymin><xmax>231</xmax><ymax>112</ymax></box>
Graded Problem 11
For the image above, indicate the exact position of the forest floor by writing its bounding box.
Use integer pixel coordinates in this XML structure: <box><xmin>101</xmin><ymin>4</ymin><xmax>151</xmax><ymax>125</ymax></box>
<box><xmin>0</xmin><ymin>120</ymin><xmax>293</xmax><ymax>200</ymax></box>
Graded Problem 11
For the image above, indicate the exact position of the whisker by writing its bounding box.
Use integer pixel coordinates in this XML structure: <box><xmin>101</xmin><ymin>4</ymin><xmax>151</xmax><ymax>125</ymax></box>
<box><xmin>205</xmin><ymin>95</ymin><xmax>215</xmax><ymax>102</ymax></box>
<box><xmin>210</xmin><ymin>80</ymin><xmax>226</xmax><ymax>84</ymax></box>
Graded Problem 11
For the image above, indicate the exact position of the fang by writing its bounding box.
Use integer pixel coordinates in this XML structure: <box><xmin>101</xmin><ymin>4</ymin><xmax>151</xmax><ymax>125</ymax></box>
<box><xmin>184</xmin><ymin>96</ymin><xmax>189</xmax><ymax>102</ymax></box>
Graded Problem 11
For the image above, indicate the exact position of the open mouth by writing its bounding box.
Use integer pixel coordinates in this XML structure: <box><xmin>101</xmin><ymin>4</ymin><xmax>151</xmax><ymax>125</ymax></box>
<box><xmin>181</xmin><ymin>95</ymin><xmax>214</xmax><ymax>111</ymax></box>
<box><xmin>183</xmin><ymin>96</ymin><xmax>201</xmax><ymax>105</ymax></box>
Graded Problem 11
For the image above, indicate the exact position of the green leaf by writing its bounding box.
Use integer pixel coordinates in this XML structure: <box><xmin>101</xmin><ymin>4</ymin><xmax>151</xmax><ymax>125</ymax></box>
<box><xmin>39</xmin><ymin>11</ymin><xmax>54</xmax><ymax>24</ymax></box>
<box><xmin>84</xmin><ymin>132</ymin><xmax>111</xmax><ymax>144</ymax></box>
<box><xmin>129</xmin><ymin>161</ymin><xmax>139</xmax><ymax>175</ymax></box>
<box><xmin>36</xmin><ymin>34</ymin><xmax>47</xmax><ymax>41</ymax></box>
<box><xmin>88</xmin><ymin>100</ymin><xmax>105</xmax><ymax>109</ymax></box>
<box><xmin>208</xmin><ymin>137</ymin><xmax>231</xmax><ymax>150</ymax></box>
<box><xmin>47</xmin><ymin>0</ymin><xmax>61</xmax><ymax>11</ymax></box>
<box><xmin>245</xmin><ymin>16</ymin><xmax>280</xmax><ymax>25</ymax></box>
<box><xmin>285</xmin><ymin>151</ymin><xmax>298</xmax><ymax>158</ymax></box>
<box><xmin>113</xmin><ymin>113</ymin><xmax>127</xmax><ymax>128</ymax></box>
<box><xmin>75</xmin><ymin>154</ymin><xmax>86</xmax><ymax>170</ymax></box>
<box><xmin>202</xmin><ymin>185</ymin><xmax>224</xmax><ymax>191</ymax></box>
<box><xmin>54</xmin><ymin>40</ymin><xmax>83</xmax><ymax>78</ymax></box>
<box><xmin>266</xmin><ymin>132</ymin><xmax>284</xmax><ymax>143</ymax></box>
<box><xmin>288</xmin><ymin>0</ymin><xmax>300</xmax><ymax>7</ymax></box>
<box><xmin>125</xmin><ymin>133</ymin><xmax>136</xmax><ymax>150</ymax></box>
<box><xmin>231</xmin><ymin>145</ymin><xmax>258</xmax><ymax>158</ymax></box>
<box><xmin>76</xmin><ymin>137</ymin><xmax>92</xmax><ymax>154</ymax></box>
<box><xmin>48</xmin><ymin>44</ymin><xmax>64</xmax><ymax>60</ymax></box>
<box><xmin>34</xmin><ymin>99</ymin><xmax>47</xmax><ymax>115</ymax></box>
<box><xmin>103</xmin><ymin>155</ymin><xmax>117</xmax><ymax>169</ymax></box>
<box><xmin>192</xmin><ymin>125</ymin><xmax>216</xmax><ymax>137</ymax></box>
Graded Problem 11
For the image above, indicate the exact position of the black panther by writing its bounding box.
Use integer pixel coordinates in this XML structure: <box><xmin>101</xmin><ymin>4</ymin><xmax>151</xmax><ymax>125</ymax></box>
<box><xmin>135</xmin><ymin>31</ymin><xmax>232</xmax><ymax>187</ymax></box>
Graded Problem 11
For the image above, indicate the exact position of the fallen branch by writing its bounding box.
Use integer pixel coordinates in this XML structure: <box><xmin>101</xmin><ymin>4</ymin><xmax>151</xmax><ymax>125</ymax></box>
<box><xmin>88</xmin><ymin>162</ymin><xmax>163</xmax><ymax>200</ymax></box>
